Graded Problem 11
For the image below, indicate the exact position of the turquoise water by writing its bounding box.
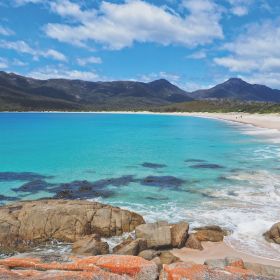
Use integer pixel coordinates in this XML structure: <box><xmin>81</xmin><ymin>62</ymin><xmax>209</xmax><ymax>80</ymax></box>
<box><xmin>0</xmin><ymin>113</ymin><xmax>280</xmax><ymax>259</ymax></box>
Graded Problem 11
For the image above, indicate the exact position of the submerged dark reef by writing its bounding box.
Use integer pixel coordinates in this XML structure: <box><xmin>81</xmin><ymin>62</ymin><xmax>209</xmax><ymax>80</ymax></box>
<box><xmin>0</xmin><ymin>171</ymin><xmax>188</xmax><ymax>202</ymax></box>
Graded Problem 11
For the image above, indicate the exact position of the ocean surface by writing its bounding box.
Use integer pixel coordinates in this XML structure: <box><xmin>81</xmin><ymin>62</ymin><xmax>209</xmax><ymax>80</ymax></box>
<box><xmin>0</xmin><ymin>112</ymin><xmax>280</xmax><ymax>259</ymax></box>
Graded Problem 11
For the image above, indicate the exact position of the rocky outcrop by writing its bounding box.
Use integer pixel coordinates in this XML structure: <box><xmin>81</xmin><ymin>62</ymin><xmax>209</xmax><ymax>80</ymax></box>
<box><xmin>0</xmin><ymin>255</ymin><xmax>158</xmax><ymax>280</ymax></box>
<box><xmin>160</xmin><ymin>258</ymin><xmax>280</xmax><ymax>280</ymax></box>
<box><xmin>158</xmin><ymin>251</ymin><xmax>180</xmax><ymax>265</ymax></box>
<box><xmin>0</xmin><ymin>255</ymin><xmax>279</xmax><ymax>280</ymax></box>
<box><xmin>244</xmin><ymin>262</ymin><xmax>280</xmax><ymax>279</ymax></box>
<box><xmin>264</xmin><ymin>222</ymin><xmax>280</xmax><ymax>244</ymax></box>
<box><xmin>138</xmin><ymin>249</ymin><xmax>159</xmax><ymax>261</ymax></box>
<box><xmin>194</xmin><ymin>225</ymin><xmax>228</xmax><ymax>235</ymax></box>
<box><xmin>194</xmin><ymin>226</ymin><xmax>225</xmax><ymax>242</ymax></box>
<box><xmin>185</xmin><ymin>233</ymin><xmax>203</xmax><ymax>250</ymax></box>
<box><xmin>71</xmin><ymin>234</ymin><xmax>109</xmax><ymax>256</ymax></box>
<box><xmin>170</xmin><ymin>221</ymin><xmax>189</xmax><ymax>248</ymax></box>
<box><xmin>0</xmin><ymin>199</ymin><xmax>145</xmax><ymax>249</ymax></box>
<box><xmin>113</xmin><ymin>238</ymin><xmax>147</xmax><ymax>256</ymax></box>
<box><xmin>135</xmin><ymin>221</ymin><xmax>171</xmax><ymax>249</ymax></box>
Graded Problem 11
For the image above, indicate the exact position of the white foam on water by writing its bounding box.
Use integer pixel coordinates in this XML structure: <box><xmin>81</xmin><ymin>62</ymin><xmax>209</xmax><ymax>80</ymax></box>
<box><xmin>100</xmin><ymin>169</ymin><xmax>280</xmax><ymax>260</ymax></box>
<box><xmin>228</xmin><ymin>121</ymin><xmax>280</xmax><ymax>144</ymax></box>
<box><xmin>102</xmin><ymin>232</ymin><xmax>135</xmax><ymax>253</ymax></box>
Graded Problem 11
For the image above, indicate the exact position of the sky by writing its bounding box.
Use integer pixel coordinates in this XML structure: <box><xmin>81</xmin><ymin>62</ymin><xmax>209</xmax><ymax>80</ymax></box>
<box><xmin>0</xmin><ymin>0</ymin><xmax>280</xmax><ymax>91</ymax></box>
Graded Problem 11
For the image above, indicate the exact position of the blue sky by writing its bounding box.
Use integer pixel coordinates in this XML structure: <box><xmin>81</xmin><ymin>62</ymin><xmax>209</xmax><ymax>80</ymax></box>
<box><xmin>0</xmin><ymin>0</ymin><xmax>279</xmax><ymax>90</ymax></box>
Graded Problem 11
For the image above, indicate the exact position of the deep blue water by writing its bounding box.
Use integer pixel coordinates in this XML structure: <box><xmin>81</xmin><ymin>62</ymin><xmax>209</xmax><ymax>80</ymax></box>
<box><xmin>0</xmin><ymin>112</ymin><xmax>279</xmax><ymax>259</ymax></box>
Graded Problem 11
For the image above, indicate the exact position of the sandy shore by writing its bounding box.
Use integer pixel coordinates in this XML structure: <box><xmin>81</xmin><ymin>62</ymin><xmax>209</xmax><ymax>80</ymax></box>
<box><xmin>172</xmin><ymin>241</ymin><xmax>280</xmax><ymax>267</ymax></box>
<box><xmin>180</xmin><ymin>112</ymin><xmax>280</xmax><ymax>131</ymax></box>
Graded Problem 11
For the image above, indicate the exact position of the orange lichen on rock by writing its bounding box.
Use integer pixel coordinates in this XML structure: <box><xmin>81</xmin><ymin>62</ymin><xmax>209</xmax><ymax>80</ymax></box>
<box><xmin>160</xmin><ymin>263</ymin><xmax>207</xmax><ymax>280</ymax></box>
<box><xmin>0</xmin><ymin>255</ymin><xmax>158</xmax><ymax>280</ymax></box>
<box><xmin>94</xmin><ymin>255</ymin><xmax>157</xmax><ymax>277</ymax></box>
<box><xmin>225</xmin><ymin>265</ymin><xmax>255</xmax><ymax>276</ymax></box>
<box><xmin>160</xmin><ymin>262</ymin><xmax>260</xmax><ymax>280</ymax></box>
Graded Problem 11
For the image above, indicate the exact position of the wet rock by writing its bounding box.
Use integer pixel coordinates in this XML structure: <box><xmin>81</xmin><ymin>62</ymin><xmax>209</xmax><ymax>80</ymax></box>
<box><xmin>158</xmin><ymin>250</ymin><xmax>180</xmax><ymax>265</ymax></box>
<box><xmin>0</xmin><ymin>255</ymin><xmax>158</xmax><ymax>280</ymax></box>
<box><xmin>194</xmin><ymin>225</ymin><xmax>228</xmax><ymax>236</ymax></box>
<box><xmin>189</xmin><ymin>163</ymin><xmax>224</xmax><ymax>169</ymax></box>
<box><xmin>52</xmin><ymin>180</ymin><xmax>115</xmax><ymax>199</ymax></box>
<box><xmin>0</xmin><ymin>199</ymin><xmax>145</xmax><ymax>249</ymax></box>
<box><xmin>145</xmin><ymin>195</ymin><xmax>168</xmax><ymax>201</ymax></box>
<box><xmin>92</xmin><ymin>175</ymin><xmax>137</xmax><ymax>188</ymax></box>
<box><xmin>52</xmin><ymin>176</ymin><xmax>137</xmax><ymax>199</ymax></box>
<box><xmin>113</xmin><ymin>238</ymin><xmax>147</xmax><ymax>256</ymax></box>
<box><xmin>0</xmin><ymin>194</ymin><xmax>17</xmax><ymax>202</ymax></box>
<box><xmin>170</xmin><ymin>221</ymin><xmax>189</xmax><ymax>248</ymax></box>
<box><xmin>72</xmin><ymin>234</ymin><xmax>109</xmax><ymax>256</ymax></box>
<box><xmin>136</xmin><ymin>221</ymin><xmax>171</xmax><ymax>249</ymax></box>
<box><xmin>185</xmin><ymin>159</ymin><xmax>206</xmax><ymax>163</ymax></box>
<box><xmin>185</xmin><ymin>233</ymin><xmax>203</xmax><ymax>250</ymax></box>
<box><xmin>12</xmin><ymin>180</ymin><xmax>52</xmax><ymax>193</ymax></box>
<box><xmin>140</xmin><ymin>176</ymin><xmax>185</xmax><ymax>189</ymax></box>
<box><xmin>138</xmin><ymin>249</ymin><xmax>159</xmax><ymax>261</ymax></box>
<box><xmin>194</xmin><ymin>226</ymin><xmax>227</xmax><ymax>242</ymax></box>
<box><xmin>141</xmin><ymin>162</ymin><xmax>167</xmax><ymax>169</ymax></box>
<box><xmin>186</xmin><ymin>189</ymin><xmax>217</xmax><ymax>199</ymax></box>
<box><xmin>0</xmin><ymin>172</ymin><xmax>52</xmax><ymax>182</ymax></box>
<box><xmin>263</xmin><ymin>222</ymin><xmax>280</xmax><ymax>244</ymax></box>
<box><xmin>195</xmin><ymin>229</ymin><xmax>224</xmax><ymax>242</ymax></box>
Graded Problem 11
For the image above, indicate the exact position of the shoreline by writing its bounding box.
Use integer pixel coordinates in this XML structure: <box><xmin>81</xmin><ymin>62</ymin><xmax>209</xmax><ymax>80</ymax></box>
<box><xmin>2</xmin><ymin>111</ymin><xmax>280</xmax><ymax>131</ymax></box>
<box><xmin>173</xmin><ymin>241</ymin><xmax>280</xmax><ymax>268</ymax></box>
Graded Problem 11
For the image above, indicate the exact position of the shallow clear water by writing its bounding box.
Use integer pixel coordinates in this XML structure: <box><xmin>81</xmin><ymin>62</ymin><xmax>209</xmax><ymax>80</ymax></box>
<box><xmin>0</xmin><ymin>112</ymin><xmax>280</xmax><ymax>259</ymax></box>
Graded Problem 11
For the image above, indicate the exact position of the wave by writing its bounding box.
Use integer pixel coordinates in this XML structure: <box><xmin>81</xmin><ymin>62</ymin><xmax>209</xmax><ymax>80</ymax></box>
<box><xmin>95</xmin><ymin>169</ymin><xmax>280</xmax><ymax>260</ymax></box>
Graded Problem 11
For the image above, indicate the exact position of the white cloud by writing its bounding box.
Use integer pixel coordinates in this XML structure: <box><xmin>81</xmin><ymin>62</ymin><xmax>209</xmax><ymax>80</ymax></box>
<box><xmin>241</xmin><ymin>72</ymin><xmax>280</xmax><ymax>89</ymax></box>
<box><xmin>0</xmin><ymin>25</ymin><xmax>14</xmax><ymax>36</ymax></box>
<box><xmin>214</xmin><ymin>57</ymin><xmax>258</xmax><ymax>72</ymax></box>
<box><xmin>187</xmin><ymin>50</ymin><xmax>206</xmax><ymax>59</ymax></box>
<box><xmin>44</xmin><ymin>49</ymin><xmax>67</xmax><ymax>62</ymax></box>
<box><xmin>0</xmin><ymin>57</ymin><xmax>8</xmax><ymax>69</ymax></box>
<box><xmin>28</xmin><ymin>66</ymin><xmax>101</xmax><ymax>81</ymax></box>
<box><xmin>181</xmin><ymin>81</ymin><xmax>213</xmax><ymax>91</ymax></box>
<box><xmin>139</xmin><ymin>71</ymin><xmax>181</xmax><ymax>84</ymax></box>
<box><xmin>12</xmin><ymin>0</ymin><xmax>45</xmax><ymax>6</ymax></box>
<box><xmin>12</xmin><ymin>58</ymin><xmax>27</xmax><ymax>66</ymax></box>
<box><xmin>231</xmin><ymin>6</ymin><xmax>248</xmax><ymax>16</ymax></box>
<box><xmin>0</xmin><ymin>40</ymin><xmax>67</xmax><ymax>62</ymax></box>
<box><xmin>0</xmin><ymin>40</ymin><xmax>35</xmax><ymax>55</ymax></box>
<box><xmin>214</xmin><ymin>18</ymin><xmax>280</xmax><ymax>88</ymax></box>
<box><xmin>77</xmin><ymin>56</ymin><xmax>102</xmax><ymax>66</ymax></box>
<box><xmin>45</xmin><ymin>0</ymin><xmax>223</xmax><ymax>50</ymax></box>
<box><xmin>226</xmin><ymin>0</ymin><xmax>252</xmax><ymax>16</ymax></box>
<box><xmin>214</xmin><ymin>19</ymin><xmax>280</xmax><ymax>72</ymax></box>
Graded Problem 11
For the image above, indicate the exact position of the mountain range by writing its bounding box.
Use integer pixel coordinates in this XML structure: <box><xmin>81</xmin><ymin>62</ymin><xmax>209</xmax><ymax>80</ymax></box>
<box><xmin>0</xmin><ymin>71</ymin><xmax>280</xmax><ymax>111</ymax></box>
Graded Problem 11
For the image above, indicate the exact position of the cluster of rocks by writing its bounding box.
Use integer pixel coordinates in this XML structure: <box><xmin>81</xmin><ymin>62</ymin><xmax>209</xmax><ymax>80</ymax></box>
<box><xmin>0</xmin><ymin>199</ymin><xmax>144</xmax><ymax>252</ymax></box>
<box><xmin>0</xmin><ymin>255</ymin><xmax>279</xmax><ymax>280</ymax></box>
<box><xmin>107</xmin><ymin>221</ymin><xmax>227</xmax><ymax>271</ymax></box>
<box><xmin>0</xmin><ymin>199</ymin><xmax>279</xmax><ymax>279</ymax></box>
<box><xmin>161</xmin><ymin>257</ymin><xmax>280</xmax><ymax>280</ymax></box>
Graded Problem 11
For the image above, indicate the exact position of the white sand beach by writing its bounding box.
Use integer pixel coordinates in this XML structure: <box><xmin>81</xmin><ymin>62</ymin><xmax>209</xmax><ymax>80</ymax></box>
<box><xmin>172</xmin><ymin>241</ymin><xmax>280</xmax><ymax>267</ymax></box>
<box><xmin>180</xmin><ymin>113</ymin><xmax>280</xmax><ymax>131</ymax></box>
